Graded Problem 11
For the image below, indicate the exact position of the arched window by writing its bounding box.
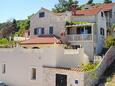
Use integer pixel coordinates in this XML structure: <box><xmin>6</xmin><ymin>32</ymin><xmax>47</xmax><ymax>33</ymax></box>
<box><xmin>100</xmin><ymin>28</ymin><xmax>104</xmax><ymax>36</ymax></box>
<box><xmin>101</xmin><ymin>12</ymin><xmax>104</xmax><ymax>17</ymax></box>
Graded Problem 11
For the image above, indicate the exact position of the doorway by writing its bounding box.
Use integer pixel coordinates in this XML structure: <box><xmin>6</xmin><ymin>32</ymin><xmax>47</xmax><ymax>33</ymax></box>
<box><xmin>56</xmin><ymin>74</ymin><xmax>67</xmax><ymax>86</ymax></box>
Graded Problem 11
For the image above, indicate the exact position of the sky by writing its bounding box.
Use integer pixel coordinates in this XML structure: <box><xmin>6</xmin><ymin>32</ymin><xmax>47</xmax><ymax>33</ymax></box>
<box><xmin>0</xmin><ymin>0</ymin><xmax>114</xmax><ymax>23</ymax></box>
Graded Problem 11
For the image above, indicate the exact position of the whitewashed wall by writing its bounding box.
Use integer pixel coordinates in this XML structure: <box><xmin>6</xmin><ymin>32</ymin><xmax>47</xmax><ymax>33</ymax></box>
<box><xmin>43</xmin><ymin>46</ymin><xmax>115</xmax><ymax>86</ymax></box>
<box><xmin>0</xmin><ymin>48</ymin><xmax>42</xmax><ymax>86</ymax></box>
<box><xmin>0</xmin><ymin>47</ymin><xmax>89</xmax><ymax>86</ymax></box>
<box><xmin>70</xmin><ymin>42</ymin><xmax>94</xmax><ymax>61</ymax></box>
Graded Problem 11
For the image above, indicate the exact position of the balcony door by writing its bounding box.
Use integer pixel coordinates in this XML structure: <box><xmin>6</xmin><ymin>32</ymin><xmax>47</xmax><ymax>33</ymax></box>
<box><xmin>56</xmin><ymin>74</ymin><xmax>67</xmax><ymax>86</ymax></box>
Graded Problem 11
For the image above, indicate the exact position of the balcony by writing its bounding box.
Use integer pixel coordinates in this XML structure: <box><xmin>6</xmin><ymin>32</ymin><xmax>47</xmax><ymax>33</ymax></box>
<box><xmin>67</xmin><ymin>34</ymin><xmax>93</xmax><ymax>42</ymax></box>
<box><xmin>66</xmin><ymin>21</ymin><xmax>95</xmax><ymax>42</ymax></box>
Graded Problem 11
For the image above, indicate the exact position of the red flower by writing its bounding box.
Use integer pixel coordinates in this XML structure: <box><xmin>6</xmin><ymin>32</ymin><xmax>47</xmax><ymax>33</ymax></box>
<box><xmin>60</xmin><ymin>31</ymin><xmax>65</xmax><ymax>36</ymax></box>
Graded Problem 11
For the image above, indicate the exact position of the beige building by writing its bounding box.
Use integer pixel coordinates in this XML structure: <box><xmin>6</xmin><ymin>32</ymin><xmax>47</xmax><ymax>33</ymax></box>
<box><xmin>20</xmin><ymin>8</ymin><xmax>71</xmax><ymax>49</ymax></box>
<box><xmin>1</xmin><ymin>4</ymin><xmax>115</xmax><ymax>86</ymax></box>
<box><xmin>21</xmin><ymin>7</ymin><xmax>107</xmax><ymax>61</ymax></box>
<box><xmin>0</xmin><ymin>46</ymin><xmax>114</xmax><ymax>86</ymax></box>
<box><xmin>66</xmin><ymin>8</ymin><xmax>107</xmax><ymax>61</ymax></box>
<box><xmin>81</xmin><ymin>3</ymin><xmax>115</xmax><ymax>28</ymax></box>
<box><xmin>29</xmin><ymin>8</ymin><xmax>70</xmax><ymax>37</ymax></box>
<box><xmin>0</xmin><ymin>47</ymin><xmax>89</xmax><ymax>86</ymax></box>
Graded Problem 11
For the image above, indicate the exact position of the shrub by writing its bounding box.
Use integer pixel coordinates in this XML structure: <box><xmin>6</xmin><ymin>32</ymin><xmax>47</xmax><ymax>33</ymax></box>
<box><xmin>106</xmin><ymin>77</ymin><xmax>112</xmax><ymax>82</ymax></box>
<box><xmin>105</xmin><ymin>36</ymin><xmax>115</xmax><ymax>48</ymax></box>
<box><xmin>81</xmin><ymin>63</ymin><xmax>99</xmax><ymax>71</ymax></box>
<box><xmin>0</xmin><ymin>38</ymin><xmax>16</xmax><ymax>48</ymax></box>
<box><xmin>0</xmin><ymin>38</ymin><xmax>9</xmax><ymax>45</ymax></box>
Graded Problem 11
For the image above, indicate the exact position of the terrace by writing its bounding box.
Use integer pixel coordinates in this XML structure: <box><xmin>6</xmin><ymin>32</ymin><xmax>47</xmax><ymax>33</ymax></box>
<box><xmin>66</xmin><ymin>21</ymin><xmax>96</xmax><ymax>42</ymax></box>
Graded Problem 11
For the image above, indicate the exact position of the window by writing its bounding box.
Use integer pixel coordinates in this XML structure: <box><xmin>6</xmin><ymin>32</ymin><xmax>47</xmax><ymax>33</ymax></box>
<box><xmin>41</xmin><ymin>28</ymin><xmax>44</xmax><ymax>35</ymax></box>
<box><xmin>49</xmin><ymin>27</ymin><xmax>53</xmax><ymax>34</ymax></box>
<box><xmin>34</xmin><ymin>28</ymin><xmax>44</xmax><ymax>35</ymax></box>
<box><xmin>110</xmin><ymin>11</ymin><xmax>112</xmax><ymax>18</ymax></box>
<box><xmin>39</xmin><ymin>12</ymin><xmax>45</xmax><ymax>18</ymax></box>
<box><xmin>101</xmin><ymin>12</ymin><xmax>104</xmax><ymax>17</ymax></box>
<box><xmin>31</xmin><ymin>68</ymin><xmax>36</xmax><ymax>80</ymax></box>
<box><xmin>85</xmin><ymin>26</ymin><xmax>91</xmax><ymax>34</ymax></box>
<box><xmin>67</xmin><ymin>28</ymin><xmax>70</xmax><ymax>35</ymax></box>
<box><xmin>80</xmin><ymin>27</ymin><xmax>84</xmax><ymax>34</ymax></box>
<box><xmin>100</xmin><ymin>28</ymin><xmax>104</xmax><ymax>36</ymax></box>
<box><xmin>77</xmin><ymin>27</ymin><xmax>84</xmax><ymax>34</ymax></box>
<box><xmin>34</xmin><ymin>28</ymin><xmax>38</xmax><ymax>35</ymax></box>
<box><xmin>28</xmin><ymin>31</ymin><xmax>30</xmax><ymax>36</ymax></box>
<box><xmin>2</xmin><ymin>64</ymin><xmax>6</xmax><ymax>74</ymax></box>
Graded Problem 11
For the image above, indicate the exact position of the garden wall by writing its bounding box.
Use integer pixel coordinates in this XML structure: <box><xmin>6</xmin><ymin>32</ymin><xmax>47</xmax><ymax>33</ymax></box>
<box><xmin>84</xmin><ymin>46</ymin><xmax>115</xmax><ymax>86</ymax></box>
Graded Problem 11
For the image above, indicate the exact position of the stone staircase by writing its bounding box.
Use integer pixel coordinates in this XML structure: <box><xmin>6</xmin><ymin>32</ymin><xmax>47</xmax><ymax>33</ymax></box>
<box><xmin>104</xmin><ymin>60</ymin><xmax>115</xmax><ymax>86</ymax></box>
<box><xmin>95</xmin><ymin>47</ymin><xmax>115</xmax><ymax>86</ymax></box>
<box><xmin>105</xmin><ymin>69</ymin><xmax>115</xmax><ymax>85</ymax></box>
<box><xmin>95</xmin><ymin>60</ymin><xmax>115</xmax><ymax>86</ymax></box>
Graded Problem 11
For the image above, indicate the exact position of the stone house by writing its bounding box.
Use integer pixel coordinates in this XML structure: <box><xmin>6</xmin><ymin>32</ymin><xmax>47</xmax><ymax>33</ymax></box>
<box><xmin>66</xmin><ymin>8</ymin><xmax>107</xmax><ymax>61</ymax></box>
<box><xmin>21</xmin><ymin>7</ymin><xmax>107</xmax><ymax>61</ymax></box>
<box><xmin>81</xmin><ymin>3</ymin><xmax>115</xmax><ymax>28</ymax></box>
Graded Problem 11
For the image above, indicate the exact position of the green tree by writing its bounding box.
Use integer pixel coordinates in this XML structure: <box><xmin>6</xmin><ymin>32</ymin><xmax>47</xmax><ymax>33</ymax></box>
<box><xmin>15</xmin><ymin>19</ymin><xmax>30</xmax><ymax>36</ymax></box>
<box><xmin>52</xmin><ymin>0</ymin><xmax>78</xmax><ymax>13</ymax></box>
<box><xmin>0</xmin><ymin>19</ymin><xmax>17</xmax><ymax>38</ymax></box>
<box><xmin>87</xmin><ymin>0</ymin><xmax>93</xmax><ymax>4</ymax></box>
<box><xmin>104</xmin><ymin>0</ymin><xmax>112</xmax><ymax>3</ymax></box>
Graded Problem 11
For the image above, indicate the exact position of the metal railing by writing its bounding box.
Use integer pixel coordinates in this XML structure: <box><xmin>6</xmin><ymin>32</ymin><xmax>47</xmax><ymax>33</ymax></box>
<box><xmin>67</xmin><ymin>34</ymin><xmax>92</xmax><ymax>41</ymax></box>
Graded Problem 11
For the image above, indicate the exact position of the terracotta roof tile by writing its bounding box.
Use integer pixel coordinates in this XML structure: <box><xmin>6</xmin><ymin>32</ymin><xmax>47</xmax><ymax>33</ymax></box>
<box><xmin>43</xmin><ymin>66</ymin><xmax>84</xmax><ymax>72</ymax></box>
<box><xmin>92</xmin><ymin>3</ymin><xmax>115</xmax><ymax>11</ymax></box>
<box><xmin>99</xmin><ymin>3</ymin><xmax>115</xmax><ymax>11</ymax></box>
<box><xmin>81</xmin><ymin>3</ymin><xmax>115</xmax><ymax>14</ymax></box>
<box><xmin>75</xmin><ymin>8</ymin><xmax>102</xmax><ymax>16</ymax></box>
<box><xmin>20</xmin><ymin>36</ymin><xmax>62</xmax><ymax>44</ymax></box>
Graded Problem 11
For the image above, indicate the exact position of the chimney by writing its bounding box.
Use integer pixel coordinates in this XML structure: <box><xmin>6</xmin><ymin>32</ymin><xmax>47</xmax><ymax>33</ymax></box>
<box><xmin>70</xmin><ymin>4</ymin><xmax>77</xmax><ymax>16</ymax></box>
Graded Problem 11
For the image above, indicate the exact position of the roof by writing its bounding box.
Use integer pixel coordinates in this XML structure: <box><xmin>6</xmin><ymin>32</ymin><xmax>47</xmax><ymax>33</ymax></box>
<box><xmin>20</xmin><ymin>35</ymin><xmax>62</xmax><ymax>44</ymax></box>
<box><xmin>89</xmin><ymin>3</ymin><xmax>115</xmax><ymax>11</ymax></box>
<box><xmin>38</xmin><ymin>3</ymin><xmax>115</xmax><ymax>17</ymax></box>
<box><xmin>99</xmin><ymin>3</ymin><xmax>115</xmax><ymax>11</ymax></box>
<box><xmin>75</xmin><ymin>8</ymin><xmax>102</xmax><ymax>16</ymax></box>
<box><xmin>81</xmin><ymin>3</ymin><xmax>115</xmax><ymax>13</ymax></box>
<box><xmin>43</xmin><ymin>66</ymin><xmax>84</xmax><ymax>72</ymax></box>
<box><xmin>41</xmin><ymin>7</ymin><xmax>64</xmax><ymax>16</ymax></box>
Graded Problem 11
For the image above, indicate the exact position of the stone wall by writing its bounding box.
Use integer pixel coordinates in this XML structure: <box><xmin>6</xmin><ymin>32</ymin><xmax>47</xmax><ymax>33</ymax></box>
<box><xmin>84</xmin><ymin>46</ymin><xmax>115</xmax><ymax>86</ymax></box>
<box><xmin>43</xmin><ymin>67</ymin><xmax>84</xmax><ymax>86</ymax></box>
<box><xmin>0</xmin><ymin>47</ymin><xmax>89</xmax><ymax>86</ymax></box>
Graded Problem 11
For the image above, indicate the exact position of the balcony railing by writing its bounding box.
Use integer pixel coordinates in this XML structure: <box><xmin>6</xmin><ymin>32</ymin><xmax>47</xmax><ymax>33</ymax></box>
<box><xmin>67</xmin><ymin>34</ymin><xmax>92</xmax><ymax>42</ymax></box>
